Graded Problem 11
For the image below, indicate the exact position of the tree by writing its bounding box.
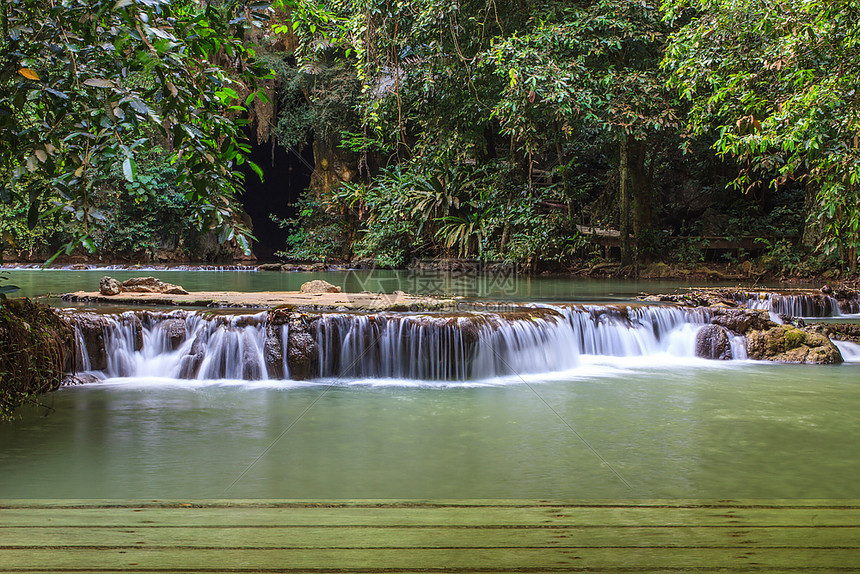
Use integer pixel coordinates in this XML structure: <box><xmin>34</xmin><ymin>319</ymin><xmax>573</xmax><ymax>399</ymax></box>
<box><xmin>0</xmin><ymin>0</ymin><xmax>272</xmax><ymax>259</ymax></box>
<box><xmin>662</xmin><ymin>0</ymin><xmax>860</xmax><ymax>271</ymax></box>
<box><xmin>490</xmin><ymin>0</ymin><xmax>680</xmax><ymax>264</ymax></box>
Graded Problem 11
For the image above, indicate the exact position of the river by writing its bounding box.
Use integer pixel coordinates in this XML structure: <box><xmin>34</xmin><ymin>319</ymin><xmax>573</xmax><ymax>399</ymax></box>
<box><xmin>1</xmin><ymin>268</ymin><xmax>858</xmax><ymax>499</ymax></box>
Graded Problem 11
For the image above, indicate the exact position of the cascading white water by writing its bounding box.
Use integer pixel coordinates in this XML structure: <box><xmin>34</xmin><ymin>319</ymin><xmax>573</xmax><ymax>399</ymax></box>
<box><xmin>82</xmin><ymin>311</ymin><xmax>275</xmax><ymax>380</ymax></box>
<box><xmin>73</xmin><ymin>305</ymin><xmax>773</xmax><ymax>383</ymax></box>
<box><xmin>313</xmin><ymin>305</ymin><xmax>714</xmax><ymax>381</ymax></box>
<box><xmin>742</xmin><ymin>292</ymin><xmax>856</xmax><ymax>318</ymax></box>
<box><xmin>834</xmin><ymin>341</ymin><xmax>860</xmax><ymax>363</ymax></box>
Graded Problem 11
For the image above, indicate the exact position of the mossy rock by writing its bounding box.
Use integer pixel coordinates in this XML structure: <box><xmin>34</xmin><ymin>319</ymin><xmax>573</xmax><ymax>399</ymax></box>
<box><xmin>747</xmin><ymin>325</ymin><xmax>843</xmax><ymax>364</ymax></box>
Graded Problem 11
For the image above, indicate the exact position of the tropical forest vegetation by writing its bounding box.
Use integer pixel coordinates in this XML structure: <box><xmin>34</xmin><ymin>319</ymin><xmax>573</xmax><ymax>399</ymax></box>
<box><xmin>1</xmin><ymin>0</ymin><xmax>858</xmax><ymax>278</ymax></box>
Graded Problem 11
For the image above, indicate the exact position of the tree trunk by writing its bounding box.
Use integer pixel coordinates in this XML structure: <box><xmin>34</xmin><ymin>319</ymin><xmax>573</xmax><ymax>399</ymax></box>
<box><xmin>629</xmin><ymin>139</ymin><xmax>652</xmax><ymax>262</ymax></box>
<box><xmin>619</xmin><ymin>134</ymin><xmax>632</xmax><ymax>266</ymax></box>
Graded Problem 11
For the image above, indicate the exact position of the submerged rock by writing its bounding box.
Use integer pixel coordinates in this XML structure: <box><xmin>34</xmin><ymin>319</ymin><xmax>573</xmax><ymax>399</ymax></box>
<box><xmin>300</xmin><ymin>280</ymin><xmax>341</xmax><ymax>294</ymax></box>
<box><xmin>695</xmin><ymin>325</ymin><xmax>733</xmax><ymax>360</ymax></box>
<box><xmin>746</xmin><ymin>325</ymin><xmax>843</xmax><ymax>364</ymax></box>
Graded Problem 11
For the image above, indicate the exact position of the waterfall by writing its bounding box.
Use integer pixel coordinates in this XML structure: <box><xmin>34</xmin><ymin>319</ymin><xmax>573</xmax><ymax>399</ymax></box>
<box><xmin>834</xmin><ymin>341</ymin><xmax>860</xmax><ymax>363</ymax></box>
<box><xmin>312</xmin><ymin>305</ymin><xmax>710</xmax><ymax>381</ymax></box>
<box><xmin>76</xmin><ymin>311</ymin><xmax>275</xmax><ymax>380</ymax></box>
<box><xmin>740</xmin><ymin>292</ymin><xmax>858</xmax><ymax>318</ymax></box>
<box><xmin>71</xmin><ymin>305</ymin><xmax>748</xmax><ymax>383</ymax></box>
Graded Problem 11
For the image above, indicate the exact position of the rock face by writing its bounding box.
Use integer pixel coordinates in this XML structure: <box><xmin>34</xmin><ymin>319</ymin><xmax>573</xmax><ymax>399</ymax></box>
<box><xmin>178</xmin><ymin>336</ymin><xmax>205</xmax><ymax>379</ymax></box>
<box><xmin>264</xmin><ymin>325</ymin><xmax>285</xmax><ymax>379</ymax></box>
<box><xmin>69</xmin><ymin>313</ymin><xmax>113</xmax><ymax>371</ymax></box>
<box><xmin>159</xmin><ymin>318</ymin><xmax>187</xmax><ymax>350</ymax></box>
<box><xmin>807</xmin><ymin>323</ymin><xmax>860</xmax><ymax>343</ymax></box>
<box><xmin>99</xmin><ymin>276</ymin><xmax>122</xmax><ymax>296</ymax></box>
<box><xmin>695</xmin><ymin>325</ymin><xmax>733</xmax><ymax>360</ymax></box>
<box><xmin>708</xmin><ymin>308</ymin><xmax>775</xmax><ymax>335</ymax></box>
<box><xmin>300</xmin><ymin>280</ymin><xmax>341</xmax><ymax>294</ymax></box>
<box><xmin>746</xmin><ymin>325</ymin><xmax>843</xmax><ymax>364</ymax></box>
<box><xmin>121</xmin><ymin>277</ymin><xmax>189</xmax><ymax>295</ymax></box>
<box><xmin>258</xmin><ymin>263</ymin><xmax>283</xmax><ymax>272</ymax></box>
<box><xmin>286</xmin><ymin>315</ymin><xmax>319</xmax><ymax>380</ymax></box>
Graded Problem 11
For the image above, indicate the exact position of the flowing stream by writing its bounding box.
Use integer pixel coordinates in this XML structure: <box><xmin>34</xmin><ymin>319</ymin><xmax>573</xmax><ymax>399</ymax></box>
<box><xmin>1</xmin><ymin>270</ymin><xmax>859</xmax><ymax>499</ymax></box>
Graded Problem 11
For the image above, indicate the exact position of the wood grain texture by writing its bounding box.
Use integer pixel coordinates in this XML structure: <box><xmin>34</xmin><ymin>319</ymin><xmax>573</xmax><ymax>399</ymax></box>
<box><xmin>1</xmin><ymin>501</ymin><xmax>858</xmax><ymax>573</ymax></box>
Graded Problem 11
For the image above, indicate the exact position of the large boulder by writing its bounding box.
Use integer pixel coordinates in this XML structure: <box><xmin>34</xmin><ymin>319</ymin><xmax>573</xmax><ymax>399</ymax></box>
<box><xmin>121</xmin><ymin>277</ymin><xmax>188</xmax><ymax>295</ymax></box>
<box><xmin>300</xmin><ymin>280</ymin><xmax>341</xmax><ymax>294</ymax></box>
<box><xmin>695</xmin><ymin>325</ymin><xmax>733</xmax><ymax>360</ymax></box>
<box><xmin>746</xmin><ymin>325</ymin><xmax>843</xmax><ymax>364</ymax></box>
<box><xmin>708</xmin><ymin>308</ymin><xmax>775</xmax><ymax>335</ymax></box>
<box><xmin>99</xmin><ymin>276</ymin><xmax>122</xmax><ymax>296</ymax></box>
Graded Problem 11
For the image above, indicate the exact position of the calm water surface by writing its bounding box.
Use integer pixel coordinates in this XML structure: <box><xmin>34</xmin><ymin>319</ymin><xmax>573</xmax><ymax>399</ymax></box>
<box><xmin>5</xmin><ymin>267</ymin><xmax>776</xmax><ymax>303</ymax></box>
<box><xmin>0</xmin><ymin>270</ymin><xmax>857</xmax><ymax>499</ymax></box>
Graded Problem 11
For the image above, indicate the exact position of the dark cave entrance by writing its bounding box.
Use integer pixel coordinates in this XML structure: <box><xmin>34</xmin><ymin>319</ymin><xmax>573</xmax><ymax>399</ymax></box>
<box><xmin>239</xmin><ymin>139</ymin><xmax>314</xmax><ymax>261</ymax></box>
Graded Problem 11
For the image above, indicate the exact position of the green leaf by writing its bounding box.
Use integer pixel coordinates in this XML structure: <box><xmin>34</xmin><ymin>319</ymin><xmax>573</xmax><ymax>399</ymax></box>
<box><xmin>248</xmin><ymin>160</ymin><xmax>264</xmax><ymax>181</ymax></box>
<box><xmin>27</xmin><ymin>200</ymin><xmax>40</xmax><ymax>230</ymax></box>
<box><xmin>122</xmin><ymin>157</ymin><xmax>137</xmax><ymax>182</ymax></box>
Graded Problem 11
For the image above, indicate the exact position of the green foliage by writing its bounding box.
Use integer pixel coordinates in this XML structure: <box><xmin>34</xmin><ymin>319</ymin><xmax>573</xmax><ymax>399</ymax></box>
<box><xmin>275</xmin><ymin>196</ymin><xmax>351</xmax><ymax>262</ymax></box>
<box><xmin>662</xmin><ymin>0</ymin><xmax>860</xmax><ymax>270</ymax></box>
<box><xmin>0</xmin><ymin>0</ymin><xmax>271</xmax><ymax>258</ymax></box>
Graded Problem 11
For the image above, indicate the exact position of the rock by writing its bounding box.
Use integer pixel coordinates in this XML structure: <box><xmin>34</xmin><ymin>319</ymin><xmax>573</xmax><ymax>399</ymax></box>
<box><xmin>64</xmin><ymin>372</ymin><xmax>102</xmax><ymax>385</ymax></box>
<box><xmin>99</xmin><ymin>276</ymin><xmax>122</xmax><ymax>296</ymax></box>
<box><xmin>264</xmin><ymin>325</ymin><xmax>285</xmax><ymax>379</ymax></box>
<box><xmin>121</xmin><ymin>276</ymin><xmax>189</xmax><ymax>295</ymax></box>
<box><xmin>242</xmin><ymin>336</ymin><xmax>263</xmax><ymax>380</ymax></box>
<box><xmin>746</xmin><ymin>325</ymin><xmax>843</xmax><ymax>364</ymax></box>
<box><xmin>300</xmin><ymin>280</ymin><xmax>341</xmax><ymax>294</ymax></box>
<box><xmin>708</xmin><ymin>308</ymin><xmax>775</xmax><ymax>335</ymax></box>
<box><xmin>805</xmin><ymin>323</ymin><xmax>860</xmax><ymax>343</ymax></box>
<box><xmin>128</xmin><ymin>314</ymin><xmax>144</xmax><ymax>352</ymax></box>
<box><xmin>821</xmin><ymin>285</ymin><xmax>833</xmax><ymax>295</ymax></box>
<box><xmin>286</xmin><ymin>315</ymin><xmax>319</xmax><ymax>380</ymax></box>
<box><xmin>178</xmin><ymin>336</ymin><xmax>205</xmax><ymax>379</ymax></box>
<box><xmin>159</xmin><ymin>318</ymin><xmax>187</xmax><ymax>350</ymax></box>
<box><xmin>695</xmin><ymin>325</ymin><xmax>733</xmax><ymax>360</ymax></box>
<box><xmin>70</xmin><ymin>313</ymin><xmax>113</xmax><ymax>371</ymax></box>
<box><xmin>258</xmin><ymin>263</ymin><xmax>283</xmax><ymax>272</ymax></box>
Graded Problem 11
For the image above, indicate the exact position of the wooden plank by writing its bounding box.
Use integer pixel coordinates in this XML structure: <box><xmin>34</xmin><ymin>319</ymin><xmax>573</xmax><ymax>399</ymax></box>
<box><xmin>2</xmin><ymin>501</ymin><xmax>859</xmax><ymax>573</ymax></box>
<box><xmin>3</xmin><ymin>505</ymin><xmax>860</xmax><ymax>528</ymax></box>
<box><xmin>2</xmin><ymin>525</ymin><xmax>860</xmax><ymax>549</ymax></box>
<box><xmin>1</xmin><ymin>547</ymin><xmax>860</xmax><ymax>570</ymax></box>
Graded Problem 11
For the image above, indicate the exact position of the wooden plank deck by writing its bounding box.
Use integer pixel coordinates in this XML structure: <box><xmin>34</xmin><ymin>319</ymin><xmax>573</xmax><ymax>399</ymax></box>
<box><xmin>1</xmin><ymin>500</ymin><xmax>859</xmax><ymax>573</ymax></box>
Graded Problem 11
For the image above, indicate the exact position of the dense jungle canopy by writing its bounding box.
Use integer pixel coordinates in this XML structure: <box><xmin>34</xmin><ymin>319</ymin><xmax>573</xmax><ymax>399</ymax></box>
<box><xmin>1</xmin><ymin>0</ymin><xmax>858</xmax><ymax>276</ymax></box>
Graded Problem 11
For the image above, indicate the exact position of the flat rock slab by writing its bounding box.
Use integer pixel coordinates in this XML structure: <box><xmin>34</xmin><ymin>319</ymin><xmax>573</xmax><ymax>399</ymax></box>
<box><xmin>61</xmin><ymin>290</ymin><xmax>458</xmax><ymax>311</ymax></box>
<box><xmin>2</xmin><ymin>500</ymin><xmax>859</xmax><ymax>572</ymax></box>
